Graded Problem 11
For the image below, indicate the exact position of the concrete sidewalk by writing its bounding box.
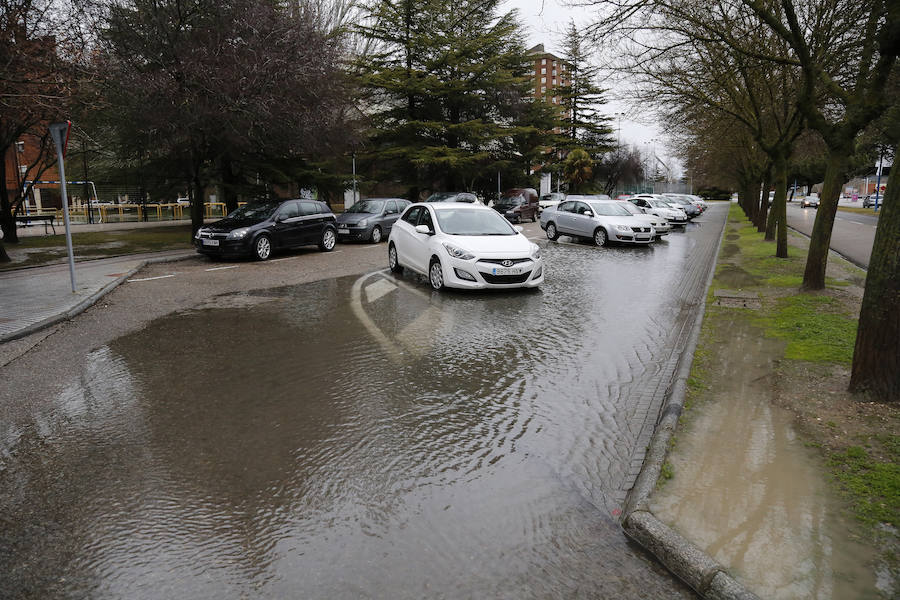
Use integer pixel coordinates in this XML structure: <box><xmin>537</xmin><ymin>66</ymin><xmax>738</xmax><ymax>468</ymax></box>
<box><xmin>0</xmin><ymin>249</ymin><xmax>194</xmax><ymax>342</ymax></box>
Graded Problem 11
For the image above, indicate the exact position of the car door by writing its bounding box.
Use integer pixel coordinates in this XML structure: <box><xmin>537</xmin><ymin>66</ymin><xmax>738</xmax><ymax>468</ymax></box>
<box><xmin>273</xmin><ymin>201</ymin><xmax>302</xmax><ymax>247</ymax></box>
<box><xmin>383</xmin><ymin>200</ymin><xmax>401</xmax><ymax>234</ymax></box>
<box><xmin>407</xmin><ymin>206</ymin><xmax>435</xmax><ymax>273</ymax></box>
<box><xmin>298</xmin><ymin>201</ymin><xmax>325</xmax><ymax>244</ymax></box>
<box><xmin>554</xmin><ymin>201</ymin><xmax>576</xmax><ymax>234</ymax></box>
<box><xmin>393</xmin><ymin>206</ymin><xmax>422</xmax><ymax>269</ymax></box>
<box><xmin>570</xmin><ymin>202</ymin><xmax>595</xmax><ymax>237</ymax></box>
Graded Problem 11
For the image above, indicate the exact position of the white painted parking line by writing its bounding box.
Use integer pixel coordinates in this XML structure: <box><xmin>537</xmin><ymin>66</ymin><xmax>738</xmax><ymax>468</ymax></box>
<box><xmin>527</xmin><ymin>236</ymin><xmax>544</xmax><ymax>241</ymax></box>
<box><xmin>365</xmin><ymin>278</ymin><xmax>398</xmax><ymax>303</ymax></box>
<box><xmin>128</xmin><ymin>274</ymin><xmax>176</xmax><ymax>282</ymax></box>
<box><xmin>205</xmin><ymin>265</ymin><xmax>238</xmax><ymax>272</ymax></box>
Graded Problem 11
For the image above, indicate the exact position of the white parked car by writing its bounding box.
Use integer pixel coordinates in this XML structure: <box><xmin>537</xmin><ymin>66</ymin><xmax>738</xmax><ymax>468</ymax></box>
<box><xmin>616</xmin><ymin>200</ymin><xmax>671</xmax><ymax>238</ymax></box>
<box><xmin>538</xmin><ymin>192</ymin><xmax>566</xmax><ymax>213</ymax></box>
<box><xmin>628</xmin><ymin>196</ymin><xmax>688</xmax><ymax>225</ymax></box>
<box><xmin>388</xmin><ymin>202</ymin><xmax>544</xmax><ymax>290</ymax></box>
<box><xmin>540</xmin><ymin>198</ymin><xmax>655</xmax><ymax>246</ymax></box>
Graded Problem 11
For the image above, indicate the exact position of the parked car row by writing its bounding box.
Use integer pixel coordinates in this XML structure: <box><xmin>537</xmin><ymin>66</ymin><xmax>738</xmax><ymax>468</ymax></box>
<box><xmin>193</xmin><ymin>191</ymin><xmax>704</xmax><ymax>292</ymax></box>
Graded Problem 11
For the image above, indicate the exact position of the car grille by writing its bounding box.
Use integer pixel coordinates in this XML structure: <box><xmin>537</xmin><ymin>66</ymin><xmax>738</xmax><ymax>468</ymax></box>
<box><xmin>482</xmin><ymin>272</ymin><xmax>532</xmax><ymax>284</ymax></box>
<box><xmin>631</xmin><ymin>226</ymin><xmax>651</xmax><ymax>233</ymax></box>
<box><xmin>199</xmin><ymin>232</ymin><xmax>228</xmax><ymax>240</ymax></box>
<box><xmin>478</xmin><ymin>258</ymin><xmax>532</xmax><ymax>265</ymax></box>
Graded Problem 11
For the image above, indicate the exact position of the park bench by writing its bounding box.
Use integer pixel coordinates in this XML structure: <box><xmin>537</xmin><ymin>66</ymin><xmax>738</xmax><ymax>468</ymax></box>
<box><xmin>14</xmin><ymin>213</ymin><xmax>56</xmax><ymax>235</ymax></box>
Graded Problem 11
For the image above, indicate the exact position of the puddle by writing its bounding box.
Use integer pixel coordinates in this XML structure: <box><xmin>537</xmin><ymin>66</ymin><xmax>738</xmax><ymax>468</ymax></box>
<box><xmin>715</xmin><ymin>264</ymin><xmax>761</xmax><ymax>288</ymax></box>
<box><xmin>651</xmin><ymin>317</ymin><xmax>882</xmax><ymax>599</ymax></box>
<box><xmin>720</xmin><ymin>243</ymin><xmax>740</xmax><ymax>258</ymax></box>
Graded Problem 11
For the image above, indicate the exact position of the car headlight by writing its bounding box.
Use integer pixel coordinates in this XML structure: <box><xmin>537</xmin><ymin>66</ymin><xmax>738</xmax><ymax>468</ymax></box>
<box><xmin>357</xmin><ymin>219</ymin><xmax>368</xmax><ymax>228</ymax></box>
<box><xmin>443</xmin><ymin>243</ymin><xmax>475</xmax><ymax>260</ymax></box>
<box><xmin>615</xmin><ymin>224</ymin><xmax>630</xmax><ymax>232</ymax></box>
<box><xmin>531</xmin><ymin>244</ymin><xmax>541</xmax><ymax>259</ymax></box>
<box><xmin>194</xmin><ymin>228</ymin><xmax>204</xmax><ymax>239</ymax></box>
<box><xmin>226</xmin><ymin>227</ymin><xmax>249</xmax><ymax>240</ymax></box>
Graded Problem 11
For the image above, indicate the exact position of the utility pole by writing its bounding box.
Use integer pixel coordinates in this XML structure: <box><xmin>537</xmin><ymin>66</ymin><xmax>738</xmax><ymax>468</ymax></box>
<box><xmin>49</xmin><ymin>121</ymin><xmax>76</xmax><ymax>293</ymax></box>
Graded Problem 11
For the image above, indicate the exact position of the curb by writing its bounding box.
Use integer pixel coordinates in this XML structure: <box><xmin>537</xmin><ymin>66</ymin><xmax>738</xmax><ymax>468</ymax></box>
<box><xmin>621</xmin><ymin>208</ymin><xmax>762</xmax><ymax>600</ymax></box>
<box><xmin>0</xmin><ymin>253</ymin><xmax>194</xmax><ymax>344</ymax></box>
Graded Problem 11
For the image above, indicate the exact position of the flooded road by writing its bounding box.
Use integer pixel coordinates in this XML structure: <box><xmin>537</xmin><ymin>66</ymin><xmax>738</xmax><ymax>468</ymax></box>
<box><xmin>1</xmin><ymin>206</ymin><xmax>727</xmax><ymax>598</ymax></box>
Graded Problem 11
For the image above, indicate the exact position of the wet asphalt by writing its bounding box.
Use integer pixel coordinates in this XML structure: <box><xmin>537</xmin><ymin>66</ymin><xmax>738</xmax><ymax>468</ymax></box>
<box><xmin>0</xmin><ymin>204</ymin><xmax>728</xmax><ymax>599</ymax></box>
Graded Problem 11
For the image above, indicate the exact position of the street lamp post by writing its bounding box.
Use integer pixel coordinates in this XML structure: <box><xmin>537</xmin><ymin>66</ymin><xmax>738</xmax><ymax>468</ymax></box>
<box><xmin>49</xmin><ymin>121</ymin><xmax>76</xmax><ymax>293</ymax></box>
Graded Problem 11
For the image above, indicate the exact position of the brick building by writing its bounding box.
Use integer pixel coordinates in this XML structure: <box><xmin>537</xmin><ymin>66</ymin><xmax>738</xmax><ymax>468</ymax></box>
<box><xmin>527</xmin><ymin>44</ymin><xmax>571</xmax><ymax>124</ymax></box>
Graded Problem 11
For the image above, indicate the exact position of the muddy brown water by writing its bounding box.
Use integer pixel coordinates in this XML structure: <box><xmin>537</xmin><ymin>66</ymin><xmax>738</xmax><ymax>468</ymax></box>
<box><xmin>651</xmin><ymin>317</ymin><xmax>884</xmax><ymax>599</ymax></box>
<box><xmin>0</xmin><ymin>218</ymin><xmax>728</xmax><ymax>598</ymax></box>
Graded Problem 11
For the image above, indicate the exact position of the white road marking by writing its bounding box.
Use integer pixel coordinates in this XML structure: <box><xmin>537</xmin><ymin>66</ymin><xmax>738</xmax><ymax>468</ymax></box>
<box><xmin>128</xmin><ymin>274</ymin><xmax>176</xmax><ymax>282</ymax></box>
<box><xmin>205</xmin><ymin>265</ymin><xmax>238</xmax><ymax>272</ymax></box>
<box><xmin>365</xmin><ymin>278</ymin><xmax>398</xmax><ymax>303</ymax></box>
<box><xmin>527</xmin><ymin>236</ymin><xmax>544</xmax><ymax>241</ymax></box>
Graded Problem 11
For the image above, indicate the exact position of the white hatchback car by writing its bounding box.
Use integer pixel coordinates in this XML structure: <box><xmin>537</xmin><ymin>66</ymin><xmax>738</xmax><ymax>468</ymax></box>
<box><xmin>388</xmin><ymin>202</ymin><xmax>544</xmax><ymax>290</ymax></box>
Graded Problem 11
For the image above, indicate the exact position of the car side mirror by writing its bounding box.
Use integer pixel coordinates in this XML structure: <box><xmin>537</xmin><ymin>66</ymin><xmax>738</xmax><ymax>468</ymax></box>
<box><xmin>415</xmin><ymin>224</ymin><xmax>432</xmax><ymax>235</ymax></box>
<box><xmin>514</xmin><ymin>225</ymin><xmax>524</xmax><ymax>233</ymax></box>
<box><xmin>584</xmin><ymin>211</ymin><xmax>594</xmax><ymax>217</ymax></box>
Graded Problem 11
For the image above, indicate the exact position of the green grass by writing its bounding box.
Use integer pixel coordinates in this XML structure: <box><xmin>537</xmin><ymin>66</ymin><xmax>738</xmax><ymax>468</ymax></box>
<box><xmin>828</xmin><ymin>437</ymin><xmax>900</xmax><ymax>527</ymax></box>
<box><xmin>2</xmin><ymin>225</ymin><xmax>193</xmax><ymax>269</ymax></box>
<box><xmin>754</xmin><ymin>294</ymin><xmax>857</xmax><ymax>364</ymax></box>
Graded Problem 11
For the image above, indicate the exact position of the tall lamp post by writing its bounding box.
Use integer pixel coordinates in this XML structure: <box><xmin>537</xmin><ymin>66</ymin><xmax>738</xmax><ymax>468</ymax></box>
<box><xmin>49</xmin><ymin>121</ymin><xmax>76</xmax><ymax>293</ymax></box>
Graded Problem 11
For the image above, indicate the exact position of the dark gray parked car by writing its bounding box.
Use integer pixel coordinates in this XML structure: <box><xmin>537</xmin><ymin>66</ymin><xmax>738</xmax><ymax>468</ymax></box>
<box><xmin>336</xmin><ymin>198</ymin><xmax>410</xmax><ymax>243</ymax></box>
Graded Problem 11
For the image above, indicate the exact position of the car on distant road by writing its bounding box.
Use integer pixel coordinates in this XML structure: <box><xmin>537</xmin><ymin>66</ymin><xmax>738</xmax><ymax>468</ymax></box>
<box><xmin>800</xmin><ymin>196</ymin><xmax>820</xmax><ymax>208</ymax></box>
<box><xmin>540</xmin><ymin>198</ymin><xmax>654</xmax><ymax>246</ymax></box>
<box><xmin>195</xmin><ymin>199</ymin><xmax>337</xmax><ymax>260</ymax></box>
<box><xmin>493</xmin><ymin>188</ymin><xmax>540</xmax><ymax>223</ymax></box>
<box><xmin>862</xmin><ymin>195</ymin><xmax>881</xmax><ymax>208</ymax></box>
<box><xmin>336</xmin><ymin>198</ymin><xmax>410</xmax><ymax>243</ymax></box>
<box><xmin>388</xmin><ymin>202</ymin><xmax>543</xmax><ymax>290</ymax></box>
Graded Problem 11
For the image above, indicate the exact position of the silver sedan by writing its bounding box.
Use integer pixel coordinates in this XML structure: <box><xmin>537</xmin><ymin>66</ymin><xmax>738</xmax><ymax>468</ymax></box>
<box><xmin>540</xmin><ymin>199</ymin><xmax>654</xmax><ymax>246</ymax></box>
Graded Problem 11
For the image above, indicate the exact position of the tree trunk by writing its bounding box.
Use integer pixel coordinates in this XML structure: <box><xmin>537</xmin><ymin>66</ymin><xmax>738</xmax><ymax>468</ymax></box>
<box><xmin>773</xmin><ymin>154</ymin><xmax>788</xmax><ymax>258</ymax></box>
<box><xmin>801</xmin><ymin>145</ymin><xmax>851</xmax><ymax>290</ymax></box>
<box><xmin>0</xmin><ymin>157</ymin><xmax>19</xmax><ymax>243</ymax></box>
<box><xmin>849</xmin><ymin>162</ymin><xmax>899</xmax><ymax>401</ymax></box>
<box><xmin>756</xmin><ymin>166</ymin><xmax>771</xmax><ymax>232</ymax></box>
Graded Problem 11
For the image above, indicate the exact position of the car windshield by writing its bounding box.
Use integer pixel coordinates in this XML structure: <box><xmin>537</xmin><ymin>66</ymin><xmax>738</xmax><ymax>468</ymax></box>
<box><xmin>435</xmin><ymin>208</ymin><xmax>516</xmax><ymax>235</ymax></box>
<box><xmin>497</xmin><ymin>194</ymin><xmax>524</xmax><ymax>205</ymax></box>
<box><xmin>647</xmin><ymin>199</ymin><xmax>669</xmax><ymax>208</ymax></box>
<box><xmin>619</xmin><ymin>202</ymin><xmax>642</xmax><ymax>215</ymax></box>
<box><xmin>346</xmin><ymin>200</ymin><xmax>385</xmax><ymax>214</ymax></box>
<box><xmin>588</xmin><ymin>202</ymin><xmax>631</xmax><ymax>216</ymax></box>
<box><xmin>226</xmin><ymin>202</ymin><xmax>279</xmax><ymax>220</ymax></box>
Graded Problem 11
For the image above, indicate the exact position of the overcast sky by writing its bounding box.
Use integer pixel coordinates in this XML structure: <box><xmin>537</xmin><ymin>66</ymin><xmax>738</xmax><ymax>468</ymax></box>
<box><xmin>503</xmin><ymin>0</ymin><xmax>673</xmax><ymax>166</ymax></box>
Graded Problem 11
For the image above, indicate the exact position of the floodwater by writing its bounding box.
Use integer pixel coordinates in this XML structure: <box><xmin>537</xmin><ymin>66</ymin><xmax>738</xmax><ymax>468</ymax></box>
<box><xmin>0</xmin><ymin>213</ymin><xmax>726</xmax><ymax>598</ymax></box>
<box><xmin>651</xmin><ymin>317</ymin><xmax>885</xmax><ymax>599</ymax></box>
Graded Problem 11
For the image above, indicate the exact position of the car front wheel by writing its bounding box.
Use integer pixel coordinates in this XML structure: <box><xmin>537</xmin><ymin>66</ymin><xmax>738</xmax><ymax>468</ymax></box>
<box><xmin>371</xmin><ymin>225</ymin><xmax>382</xmax><ymax>243</ymax></box>
<box><xmin>546</xmin><ymin>222</ymin><xmax>559</xmax><ymax>240</ymax></box>
<box><xmin>429</xmin><ymin>258</ymin><xmax>445</xmax><ymax>291</ymax></box>
<box><xmin>253</xmin><ymin>234</ymin><xmax>272</xmax><ymax>261</ymax></box>
<box><xmin>593</xmin><ymin>227</ymin><xmax>608</xmax><ymax>247</ymax></box>
<box><xmin>319</xmin><ymin>227</ymin><xmax>336</xmax><ymax>252</ymax></box>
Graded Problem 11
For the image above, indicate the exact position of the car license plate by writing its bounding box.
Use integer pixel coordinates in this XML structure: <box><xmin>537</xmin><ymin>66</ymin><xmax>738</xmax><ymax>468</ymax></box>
<box><xmin>338</xmin><ymin>228</ymin><xmax>349</xmax><ymax>234</ymax></box>
<box><xmin>637</xmin><ymin>235</ymin><xmax>650</xmax><ymax>240</ymax></box>
<box><xmin>201</xmin><ymin>238</ymin><xmax>219</xmax><ymax>246</ymax></box>
<box><xmin>492</xmin><ymin>267</ymin><xmax>522</xmax><ymax>275</ymax></box>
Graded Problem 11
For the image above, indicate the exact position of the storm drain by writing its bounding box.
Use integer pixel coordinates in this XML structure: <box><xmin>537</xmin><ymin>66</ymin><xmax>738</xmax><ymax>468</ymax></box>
<box><xmin>713</xmin><ymin>289</ymin><xmax>761</xmax><ymax>309</ymax></box>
